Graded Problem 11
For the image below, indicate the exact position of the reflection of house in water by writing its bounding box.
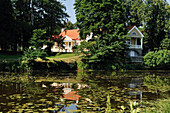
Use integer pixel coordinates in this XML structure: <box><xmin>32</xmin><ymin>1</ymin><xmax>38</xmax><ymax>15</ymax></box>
<box><xmin>61</xmin><ymin>88</ymin><xmax>81</xmax><ymax>104</ymax></box>
<box><xmin>42</xmin><ymin>82</ymin><xmax>88</xmax><ymax>112</ymax></box>
<box><xmin>48</xmin><ymin>82</ymin><xmax>88</xmax><ymax>103</ymax></box>
<box><xmin>127</xmin><ymin>78</ymin><xmax>143</xmax><ymax>101</ymax></box>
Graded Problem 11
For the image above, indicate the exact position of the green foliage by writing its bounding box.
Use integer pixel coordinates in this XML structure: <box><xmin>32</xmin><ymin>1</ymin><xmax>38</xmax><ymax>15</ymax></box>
<box><xmin>143</xmin><ymin>98</ymin><xmax>170</xmax><ymax>113</ymax></box>
<box><xmin>160</xmin><ymin>38</ymin><xmax>170</xmax><ymax>50</ymax></box>
<box><xmin>105</xmin><ymin>94</ymin><xmax>112</xmax><ymax>113</ymax></box>
<box><xmin>0</xmin><ymin>60</ymin><xmax>20</xmax><ymax>72</ymax></box>
<box><xmin>63</xmin><ymin>20</ymin><xmax>76</xmax><ymax>29</ymax></box>
<box><xmin>79</xmin><ymin>30</ymin><xmax>128</xmax><ymax>70</ymax></box>
<box><xmin>29</xmin><ymin>29</ymin><xmax>47</xmax><ymax>49</ymax></box>
<box><xmin>74</xmin><ymin>41</ymin><xmax>96</xmax><ymax>56</ymax></box>
<box><xmin>0</xmin><ymin>0</ymin><xmax>68</xmax><ymax>52</ymax></box>
<box><xmin>22</xmin><ymin>48</ymin><xmax>47</xmax><ymax>61</ymax></box>
<box><xmin>144</xmin><ymin>0</ymin><xmax>169</xmax><ymax>51</ymax></box>
<box><xmin>144</xmin><ymin>74</ymin><xmax>170</xmax><ymax>93</ymax></box>
<box><xmin>129</xmin><ymin>101</ymin><xmax>140</xmax><ymax>113</ymax></box>
<box><xmin>75</xmin><ymin>0</ymin><xmax>128</xmax><ymax>70</ymax></box>
<box><xmin>19</xmin><ymin>48</ymin><xmax>46</xmax><ymax>71</ymax></box>
<box><xmin>125</xmin><ymin>0</ymin><xmax>145</xmax><ymax>27</ymax></box>
<box><xmin>144</xmin><ymin>50</ymin><xmax>170</xmax><ymax>68</ymax></box>
<box><xmin>123</xmin><ymin>64</ymin><xmax>146</xmax><ymax>70</ymax></box>
<box><xmin>0</xmin><ymin>0</ymin><xmax>16</xmax><ymax>51</ymax></box>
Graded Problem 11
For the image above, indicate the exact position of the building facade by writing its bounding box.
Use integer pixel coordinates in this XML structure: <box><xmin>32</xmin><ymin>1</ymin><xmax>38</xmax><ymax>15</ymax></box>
<box><xmin>126</xmin><ymin>26</ymin><xmax>144</xmax><ymax>63</ymax></box>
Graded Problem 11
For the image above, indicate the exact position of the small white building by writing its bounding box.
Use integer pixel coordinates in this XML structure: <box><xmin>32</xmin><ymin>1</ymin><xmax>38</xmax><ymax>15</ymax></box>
<box><xmin>126</xmin><ymin>25</ymin><xmax>144</xmax><ymax>63</ymax></box>
<box><xmin>51</xmin><ymin>29</ymin><xmax>81</xmax><ymax>52</ymax></box>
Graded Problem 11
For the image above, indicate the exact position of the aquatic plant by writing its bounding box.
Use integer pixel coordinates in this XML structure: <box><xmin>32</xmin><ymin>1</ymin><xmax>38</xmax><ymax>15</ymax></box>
<box><xmin>143</xmin><ymin>74</ymin><xmax>170</xmax><ymax>94</ymax></box>
<box><xmin>105</xmin><ymin>94</ymin><xmax>112</xmax><ymax>113</ymax></box>
<box><xmin>142</xmin><ymin>98</ymin><xmax>170</xmax><ymax>113</ymax></box>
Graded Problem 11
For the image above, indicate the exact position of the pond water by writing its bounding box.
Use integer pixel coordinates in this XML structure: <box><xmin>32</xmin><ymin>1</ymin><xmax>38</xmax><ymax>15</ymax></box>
<box><xmin>0</xmin><ymin>70</ymin><xmax>169</xmax><ymax>112</ymax></box>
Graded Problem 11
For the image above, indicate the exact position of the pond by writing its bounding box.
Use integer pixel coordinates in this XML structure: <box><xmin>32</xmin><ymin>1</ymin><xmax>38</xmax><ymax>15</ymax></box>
<box><xmin>0</xmin><ymin>70</ymin><xmax>169</xmax><ymax>112</ymax></box>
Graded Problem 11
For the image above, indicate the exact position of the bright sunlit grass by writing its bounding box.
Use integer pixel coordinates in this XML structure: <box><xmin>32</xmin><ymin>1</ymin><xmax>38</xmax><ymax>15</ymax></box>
<box><xmin>47</xmin><ymin>53</ymin><xmax>77</xmax><ymax>59</ymax></box>
<box><xmin>46</xmin><ymin>53</ymin><xmax>82</xmax><ymax>63</ymax></box>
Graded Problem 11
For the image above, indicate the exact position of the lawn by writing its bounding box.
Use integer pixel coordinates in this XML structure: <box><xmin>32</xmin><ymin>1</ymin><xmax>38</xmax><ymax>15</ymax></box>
<box><xmin>0</xmin><ymin>52</ymin><xmax>82</xmax><ymax>63</ymax></box>
<box><xmin>0</xmin><ymin>54</ymin><xmax>22</xmax><ymax>61</ymax></box>
<box><xmin>47</xmin><ymin>53</ymin><xmax>82</xmax><ymax>63</ymax></box>
<box><xmin>47</xmin><ymin>53</ymin><xmax>76</xmax><ymax>59</ymax></box>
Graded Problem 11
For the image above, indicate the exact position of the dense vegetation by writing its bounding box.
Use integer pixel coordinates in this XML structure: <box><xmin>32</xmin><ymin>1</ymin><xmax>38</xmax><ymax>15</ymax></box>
<box><xmin>0</xmin><ymin>71</ymin><xmax>169</xmax><ymax>112</ymax></box>
<box><xmin>143</xmin><ymin>38</ymin><xmax>170</xmax><ymax>69</ymax></box>
<box><xmin>74</xmin><ymin>0</ymin><xmax>169</xmax><ymax>70</ymax></box>
<box><xmin>0</xmin><ymin>0</ymin><xmax>169</xmax><ymax>71</ymax></box>
<box><xmin>0</xmin><ymin>0</ymin><xmax>68</xmax><ymax>51</ymax></box>
<box><xmin>75</xmin><ymin>0</ymin><xmax>129</xmax><ymax>70</ymax></box>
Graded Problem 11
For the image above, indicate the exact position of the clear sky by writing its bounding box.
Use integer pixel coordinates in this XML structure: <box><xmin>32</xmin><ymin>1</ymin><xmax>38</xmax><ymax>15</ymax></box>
<box><xmin>62</xmin><ymin>0</ymin><xmax>76</xmax><ymax>24</ymax></box>
<box><xmin>62</xmin><ymin>0</ymin><xmax>170</xmax><ymax>24</ymax></box>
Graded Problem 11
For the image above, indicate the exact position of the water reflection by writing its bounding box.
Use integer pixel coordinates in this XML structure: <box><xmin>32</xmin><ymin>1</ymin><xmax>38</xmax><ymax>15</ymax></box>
<box><xmin>41</xmin><ymin>82</ymin><xmax>89</xmax><ymax>112</ymax></box>
<box><xmin>127</xmin><ymin>78</ymin><xmax>143</xmax><ymax>102</ymax></box>
<box><xmin>0</xmin><ymin>71</ymin><xmax>169</xmax><ymax>112</ymax></box>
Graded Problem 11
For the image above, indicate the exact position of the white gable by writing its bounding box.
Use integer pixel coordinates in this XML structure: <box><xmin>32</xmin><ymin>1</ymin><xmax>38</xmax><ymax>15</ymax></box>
<box><xmin>63</xmin><ymin>35</ymin><xmax>72</xmax><ymax>42</ymax></box>
<box><xmin>128</xmin><ymin>26</ymin><xmax>144</xmax><ymax>37</ymax></box>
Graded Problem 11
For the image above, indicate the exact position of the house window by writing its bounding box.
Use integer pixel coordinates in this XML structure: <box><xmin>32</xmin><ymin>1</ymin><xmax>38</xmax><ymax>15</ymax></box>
<box><xmin>132</xmin><ymin>32</ymin><xmax>137</xmax><ymax>35</ymax></box>
<box><xmin>137</xmin><ymin>38</ymin><xmax>141</xmax><ymax>45</ymax></box>
<box><xmin>69</xmin><ymin>42</ymin><xmax>71</xmax><ymax>47</ymax></box>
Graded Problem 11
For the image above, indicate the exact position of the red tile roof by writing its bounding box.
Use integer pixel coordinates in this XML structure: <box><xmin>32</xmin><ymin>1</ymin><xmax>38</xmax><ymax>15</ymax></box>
<box><xmin>59</xmin><ymin>29</ymin><xmax>80</xmax><ymax>40</ymax></box>
<box><xmin>126</xmin><ymin>25</ymin><xmax>135</xmax><ymax>30</ymax></box>
<box><xmin>61</xmin><ymin>91</ymin><xmax>81</xmax><ymax>101</ymax></box>
<box><xmin>50</xmin><ymin>29</ymin><xmax>80</xmax><ymax>41</ymax></box>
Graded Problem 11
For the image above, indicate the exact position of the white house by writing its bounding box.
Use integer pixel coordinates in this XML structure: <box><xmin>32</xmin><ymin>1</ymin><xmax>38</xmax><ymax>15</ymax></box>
<box><xmin>51</xmin><ymin>29</ymin><xmax>81</xmax><ymax>52</ymax></box>
<box><xmin>126</xmin><ymin>25</ymin><xmax>144</xmax><ymax>62</ymax></box>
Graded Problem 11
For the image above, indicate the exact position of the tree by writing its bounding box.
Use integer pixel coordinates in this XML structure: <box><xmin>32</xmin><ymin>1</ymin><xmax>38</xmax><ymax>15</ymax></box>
<box><xmin>12</xmin><ymin>0</ymin><xmax>36</xmax><ymax>51</ymax></box>
<box><xmin>125</xmin><ymin>0</ymin><xmax>145</xmax><ymax>27</ymax></box>
<box><xmin>36</xmin><ymin>0</ymin><xmax>68</xmax><ymax>40</ymax></box>
<box><xmin>144</xmin><ymin>0</ymin><xmax>169</xmax><ymax>51</ymax></box>
<box><xmin>63</xmin><ymin>20</ymin><xmax>76</xmax><ymax>29</ymax></box>
<box><xmin>0</xmin><ymin>0</ymin><xmax>68</xmax><ymax>52</ymax></box>
<box><xmin>75</xmin><ymin>0</ymin><xmax>128</xmax><ymax>70</ymax></box>
<box><xmin>29</xmin><ymin>29</ymin><xmax>47</xmax><ymax>49</ymax></box>
<box><xmin>53</xmin><ymin>36</ymin><xmax>65</xmax><ymax>52</ymax></box>
<box><xmin>0</xmin><ymin>0</ymin><xmax>15</xmax><ymax>51</ymax></box>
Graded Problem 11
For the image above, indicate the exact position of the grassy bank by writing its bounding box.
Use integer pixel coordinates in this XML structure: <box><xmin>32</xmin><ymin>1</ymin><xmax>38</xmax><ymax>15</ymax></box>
<box><xmin>0</xmin><ymin>52</ymin><xmax>81</xmax><ymax>63</ymax></box>
<box><xmin>0</xmin><ymin>53</ymin><xmax>22</xmax><ymax>61</ymax></box>
<box><xmin>47</xmin><ymin>53</ymin><xmax>82</xmax><ymax>63</ymax></box>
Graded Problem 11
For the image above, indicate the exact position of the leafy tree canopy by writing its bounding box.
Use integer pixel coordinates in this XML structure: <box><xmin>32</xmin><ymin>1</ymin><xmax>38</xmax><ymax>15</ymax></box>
<box><xmin>144</xmin><ymin>0</ymin><xmax>169</xmax><ymax>51</ymax></box>
<box><xmin>74</xmin><ymin>0</ymin><xmax>128</xmax><ymax>70</ymax></box>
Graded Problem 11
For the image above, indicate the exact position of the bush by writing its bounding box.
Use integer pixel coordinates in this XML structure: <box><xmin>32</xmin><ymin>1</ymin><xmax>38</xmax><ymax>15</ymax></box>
<box><xmin>144</xmin><ymin>50</ymin><xmax>170</xmax><ymax>69</ymax></box>
<box><xmin>160</xmin><ymin>38</ymin><xmax>170</xmax><ymax>50</ymax></box>
<box><xmin>77</xmin><ymin>61</ymin><xmax>89</xmax><ymax>70</ymax></box>
<box><xmin>123</xmin><ymin>64</ymin><xmax>146</xmax><ymax>70</ymax></box>
<box><xmin>0</xmin><ymin>60</ymin><xmax>20</xmax><ymax>72</ymax></box>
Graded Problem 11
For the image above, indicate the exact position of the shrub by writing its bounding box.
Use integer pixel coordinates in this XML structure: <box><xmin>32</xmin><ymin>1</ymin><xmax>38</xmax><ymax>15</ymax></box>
<box><xmin>144</xmin><ymin>50</ymin><xmax>170</xmax><ymax>69</ymax></box>
<box><xmin>160</xmin><ymin>38</ymin><xmax>170</xmax><ymax>50</ymax></box>
<box><xmin>123</xmin><ymin>64</ymin><xmax>146</xmax><ymax>70</ymax></box>
<box><xmin>0</xmin><ymin>60</ymin><xmax>20</xmax><ymax>72</ymax></box>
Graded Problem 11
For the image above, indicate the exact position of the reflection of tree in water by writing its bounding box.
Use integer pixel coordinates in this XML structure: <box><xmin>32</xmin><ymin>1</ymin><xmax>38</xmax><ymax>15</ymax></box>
<box><xmin>22</xmin><ymin>82</ymin><xmax>46</xmax><ymax>101</ymax></box>
<box><xmin>77</xmin><ymin>75</ymin><xmax>126</xmax><ymax>111</ymax></box>
<box><xmin>143</xmin><ymin>74</ymin><xmax>170</xmax><ymax>97</ymax></box>
<box><xmin>77</xmin><ymin>71</ymin><xmax>145</xmax><ymax>112</ymax></box>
